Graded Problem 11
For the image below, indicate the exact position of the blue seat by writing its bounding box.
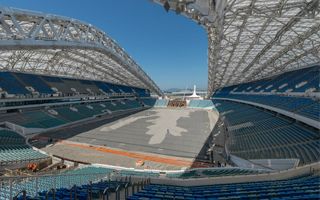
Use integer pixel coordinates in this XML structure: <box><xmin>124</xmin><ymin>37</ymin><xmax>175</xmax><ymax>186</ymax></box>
<box><xmin>212</xmin><ymin>99</ymin><xmax>320</xmax><ymax>164</ymax></box>
<box><xmin>129</xmin><ymin>174</ymin><xmax>319</xmax><ymax>199</ymax></box>
<box><xmin>15</xmin><ymin>73</ymin><xmax>54</xmax><ymax>94</ymax></box>
<box><xmin>0</xmin><ymin>72</ymin><xmax>30</xmax><ymax>94</ymax></box>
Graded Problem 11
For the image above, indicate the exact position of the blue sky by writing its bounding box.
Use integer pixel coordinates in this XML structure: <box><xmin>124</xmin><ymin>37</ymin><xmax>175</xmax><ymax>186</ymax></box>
<box><xmin>0</xmin><ymin>0</ymin><xmax>208</xmax><ymax>90</ymax></box>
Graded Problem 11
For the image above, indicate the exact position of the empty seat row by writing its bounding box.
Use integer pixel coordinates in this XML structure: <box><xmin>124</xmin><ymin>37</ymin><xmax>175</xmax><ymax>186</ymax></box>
<box><xmin>213</xmin><ymin>100</ymin><xmax>320</xmax><ymax>164</ymax></box>
<box><xmin>129</xmin><ymin>174</ymin><xmax>320</xmax><ymax>200</ymax></box>
<box><xmin>0</xmin><ymin>71</ymin><xmax>150</xmax><ymax>98</ymax></box>
<box><xmin>188</xmin><ymin>100</ymin><xmax>214</xmax><ymax>108</ymax></box>
<box><xmin>166</xmin><ymin>167</ymin><xmax>268</xmax><ymax>179</ymax></box>
<box><xmin>141</xmin><ymin>98</ymin><xmax>157</xmax><ymax>107</ymax></box>
<box><xmin>1</xmin><ymin>99</ymin><xmax>142</xmax><ymax>129</ymax></box>
<box><xmin>214</xmin><ymin>93</ymin><xmax>319</xmax><ymax>121</ymax></box>
<box><xmin>214</xmin><ymin>65</ymin><xmax>319</xmax><ymax>94</ymax></box>
<box><xmin>0</xmin><ymin>167</ymin><xmax>113</xmax><ymax>199</ymax></box>
<box><xmin>154</xmin><ymin>99</ymin><xmax>169</xmax><ymax>107</ymax></box>
<box><xmin>0</xmin><ymin>129</ymin><xmax>49</xmax><ymax>166</ymax></box>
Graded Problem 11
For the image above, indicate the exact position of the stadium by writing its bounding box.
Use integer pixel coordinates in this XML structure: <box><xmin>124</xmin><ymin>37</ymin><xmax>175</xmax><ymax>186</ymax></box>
<box><xmin>0</xmin><ymin>0</ymin><xmax>319</xmax><ymax>199</ymax></box>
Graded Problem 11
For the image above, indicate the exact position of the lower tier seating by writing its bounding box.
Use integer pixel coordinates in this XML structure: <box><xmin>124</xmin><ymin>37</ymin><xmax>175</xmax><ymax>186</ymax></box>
<box><xmin>0</xmin><ymin>99</ymin><xmax>142</xmax><ymax>129</ymax></box>
<box><xmin>141</xmin><ymin>98</ymin><xmax>157</xmax><ymax>107</ymax></box>
<box><xmin>188</xmin><ymin>100</ymin><xmax>214</xmax><ymax>108</ymax></box>
<box><xmin>129</xmin><ymin>174</ymin><xmax>320</xmax><ymax>200</ymax></box>
<box><xmin>0</xmin><ymin>129</ymin><xmax>48</xmax><ymax>165</ymax></box>
<box><xmin>213</xmin><ymin>100</ymin><xmax>320</xmax><ymax>164</ymax></box>
<box><xmin>154</xmin><ymin>99</ymin><xmax>169</xmax><ymax>107</ymax></box>
<box><xmin>0</xmin><ymin>167</ymin><xmax>112</xmax><ymax>199</ymax></box>
<box><xmin>141</xmin><ymin>98</ymin><xmax>171</xmax><ymax>107</ymax></box>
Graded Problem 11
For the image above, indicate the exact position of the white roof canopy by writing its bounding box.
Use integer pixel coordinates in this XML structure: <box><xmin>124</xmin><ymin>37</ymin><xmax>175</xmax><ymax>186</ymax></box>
<box><xmin>153</xmin><ymin>0</ymin><xmax>320</xmax><ymax>96</ymax></box>
<box><xmin>0</xmin><ymin>6</ymin><xmax>164</xmax><ymax>96</ymax></box>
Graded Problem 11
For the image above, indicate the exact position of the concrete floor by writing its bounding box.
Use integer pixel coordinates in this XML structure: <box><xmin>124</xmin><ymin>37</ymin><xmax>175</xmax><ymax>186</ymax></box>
<box><xmin>41</xmin><ymin>108</ymin><xmax>218</xmax><ymax>169</ymax></box>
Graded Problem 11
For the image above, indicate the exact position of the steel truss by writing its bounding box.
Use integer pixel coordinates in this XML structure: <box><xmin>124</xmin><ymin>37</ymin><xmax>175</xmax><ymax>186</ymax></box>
<box><xmin>0</xmin><ymin>6</ymin><xmax>163</xmax><ymax>96</ymax></box>
<box><xmin>152</xmin><ymin>0</ymin><xmax>320</xmax><ymax>96</ymax></box>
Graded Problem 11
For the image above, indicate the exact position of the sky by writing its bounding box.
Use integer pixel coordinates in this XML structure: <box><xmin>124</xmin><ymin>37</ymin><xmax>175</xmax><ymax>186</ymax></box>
<box><xmin>0</xmin><ymin>0</ymin><xmax>208</xmax><ymax>90</ymax></box>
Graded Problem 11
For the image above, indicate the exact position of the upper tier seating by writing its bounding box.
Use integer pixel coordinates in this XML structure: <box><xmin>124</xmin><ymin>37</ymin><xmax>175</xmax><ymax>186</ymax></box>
<box><xmin>0</xmin><ymin>72</ymin><xmax>30</xmax><ymax>95</ymax></box>
<box><xmin>133</xmin><ymin>88</ymin><xmax>150</xmax><ymax>97</ymax></box>
<box><xmin>42</xmin><ymin>76</ymin><xmax>74</xmax><ymax>95</ymax></box>
<box><xmin>61</xmin><ymin>78</ymin><xmax>96</xmax><ymax>94</ymax></box>
<box><xmin>214</xmin><ymin>94</ymin><xmax>319</xmax><ymax>121</ymax></box>
<box><xmin>79</xmin><ymin>79</ymin><xmax>102</xmax><ymax>94</ymax></box>
<box><xmin>14</xmin><ymin>73</ymin><xmax>54</xmax><ymax>94</ymax></box>
<box><xmin>215</xmin><ymin>65</ymin><xmax>319</xmax><ymax>94</ymax></box>
<box><xmin>0</xmin><ymin>71</ymin><xmax>150</xmax><ymax>98</ymax></box>
<box><xmin>0</xmin><ymin>129</ymin><xmax>48</xmax><ymax>165</ymax></box>
<box><xmin>213</xmin><ymin>100</ymin><xmax>320</xmax><ymax>164</ymax></box>
<box><xmin>213</xmin><ymin>65</ymin><xmax>320</xmax><ymax>122</ymax></box>
<box><xmin>129</xmin><ymin>174</ymin><xmax>320</xmax><ymax>200</ymax></box>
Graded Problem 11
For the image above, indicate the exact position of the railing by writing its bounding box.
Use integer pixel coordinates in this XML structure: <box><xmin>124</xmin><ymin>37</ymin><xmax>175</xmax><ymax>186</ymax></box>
<box><xmin>0</xmin><ymin>172</ymin><xmax>110</xmax><ymax>199</ymax></box>
<box><xmin>101</xmin><ymin>177</ymin><xmax>151</xmax><ymax>200</ymax></box>
<box><xmin>213</xmin><ymin>97</ymin><xmax>320</xmax><ymax>129</ymax></box>
<box><xmin>0</xmin><ymin>156</ymin><xmax>51</xmax><ymax>168</ymax></box>
<box><xmin>1</xmin><ymin>171</ymin><xmax>151</xmax><ymax>200</ymax></box>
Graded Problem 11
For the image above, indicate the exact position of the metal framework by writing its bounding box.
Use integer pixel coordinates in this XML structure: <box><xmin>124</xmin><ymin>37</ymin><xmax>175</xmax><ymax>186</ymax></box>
<box><xmin>152</xmin><ymin>0</ymin><xmax>320</xmax><ymax>96</ymax></box>
<box><xmin>0</xmin><ymin>6</ymin><xmax>164</xmax><ymax>96</ymax></box>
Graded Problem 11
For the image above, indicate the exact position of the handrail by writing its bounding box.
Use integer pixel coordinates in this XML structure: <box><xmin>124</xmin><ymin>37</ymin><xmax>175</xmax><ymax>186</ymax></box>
<box><xmin>102</xmin><ymin>187</ymin><xmax>110</xmax><ymax>200</ymax></box>
<box><xmin>0</xmin><ymin>156</ymin><xmax>50</xmax><ymax>166</ymax></box>
<box><xmin>212</xmin><ymin>97</ymin><xmax>320</xmax><ymax>129</ymax></box>
<box><xmin>87</xmin><ymin>181</ymin><xmax>92</xmax><ymax>200</ymax></box>
<box><xmin>131</xmin><ymin>182</ymin><xmax>135</xmax><ymax>195</ymax></box>
<box><xmin>124</xmin><ymin>182</ymin><xmax>129</xmax><ymax>199</ymax></box>
<box><xmin>115</xmin><ymin>185</ymin><xmax>121</xmax><ymax>200</ymax></box>
<box><xmin>13</xmin><ymin>190</ymin><xmax>26</xmax><ymax>200</ymax></box>
<box><xmin>70</xmin><ymin>185</ymin><xmax>77</xmax><ymax>200</ymax></box>
<box><xmin>46</xmin><ymin>188</ymin><xmax>56</xmax><ymax>200</ymax></box>
<box><xmin>0</xmin><ymin>171</ymin><xmax>109</xmax><ymax>180</ymax></box>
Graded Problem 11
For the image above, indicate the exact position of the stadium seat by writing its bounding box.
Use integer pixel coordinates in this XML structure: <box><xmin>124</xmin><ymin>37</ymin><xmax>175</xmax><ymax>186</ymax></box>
<box><xmin>14</xmin><ymin>73</ymin><xmax>54</xmax><ymax>94</ymax></box>
<box><xmin>129</xmin><ymin>174</ymin><xmax>320</xmax><ymax>200</ymax></box>
<box><xmin>0</xmin><ymin>129</ymin><xmax>48</xmax><ymax>166</ymax></box>
<box><xmin>213</xmin><ymin>99</ymin><xmax>320</xmax><ymax>164</ymax></box>
<box><xmin>0</xmin><ymin>72</ymin><xmax>30</xmax><ymax>95</ymax></box>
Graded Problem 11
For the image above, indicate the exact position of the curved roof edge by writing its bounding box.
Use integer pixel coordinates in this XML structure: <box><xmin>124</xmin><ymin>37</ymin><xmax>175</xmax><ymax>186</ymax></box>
<box><xmin>0</xmin><ymin>6</ymin><xmax>164</xmax><ymax>96</ymax></box>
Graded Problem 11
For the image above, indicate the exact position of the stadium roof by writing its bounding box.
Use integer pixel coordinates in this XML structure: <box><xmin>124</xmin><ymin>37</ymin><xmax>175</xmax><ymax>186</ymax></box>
<box><xmin>0</xmin><ymin>6</ymin><xmax>164</xmax><ymax>96</ymax></box>
<box><xmin>152</xmin><ymin>0</ymin><xmax>320</xmax><ymax>96</ymax></box>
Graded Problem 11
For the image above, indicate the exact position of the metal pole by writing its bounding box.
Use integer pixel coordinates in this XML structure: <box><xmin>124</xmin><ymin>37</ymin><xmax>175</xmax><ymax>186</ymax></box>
<box><xmin>9</xmin><ymin>178</ymin><xmax>13</xmax><ymax>200</ymax></box>
<box><xmin>102</xmin><ymin>187</ymin><xmax>109</xmax><ymax>200</ymax></box>
<box><xmin>115</xmin><ymin>185</ymin><xmax>121</xmax><ymax>200</ymax></box>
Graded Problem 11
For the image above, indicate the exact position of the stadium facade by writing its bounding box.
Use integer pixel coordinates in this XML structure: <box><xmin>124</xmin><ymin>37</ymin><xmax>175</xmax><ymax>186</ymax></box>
<box><xmin>0</xmin><ymin>1</ymin><xmax>319</xmax><ymax>199</ymax></box>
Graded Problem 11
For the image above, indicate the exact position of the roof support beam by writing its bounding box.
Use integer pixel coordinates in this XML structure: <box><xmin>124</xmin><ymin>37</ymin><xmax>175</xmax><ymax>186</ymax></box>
<box><xmin>219</xmin><ymin>0</ymin><xmax>257</xmax><ymax>87</ymax></box>
<box><xmin>271</xmin><ymin>45</ymin><xmax>320</xmax><ymax>75</ymax></box>
<box><xmin>248</xmin><ymin>22</ymin><xmax>320</xmax><ymax>80</ymax></box>
<box><xmin>240</xmin><ymin>0</ymin><xmax>319</xmax><ymax>77</ymax></box>
<box><xmin>207</xmin><ymin>0</ymin><xmax>228</xmax><ymax>97</ymax></box>
<box><xmin>0</xmin><ymin>6</ymin><xmax>163</xmax><ymax>96</ymax></box>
